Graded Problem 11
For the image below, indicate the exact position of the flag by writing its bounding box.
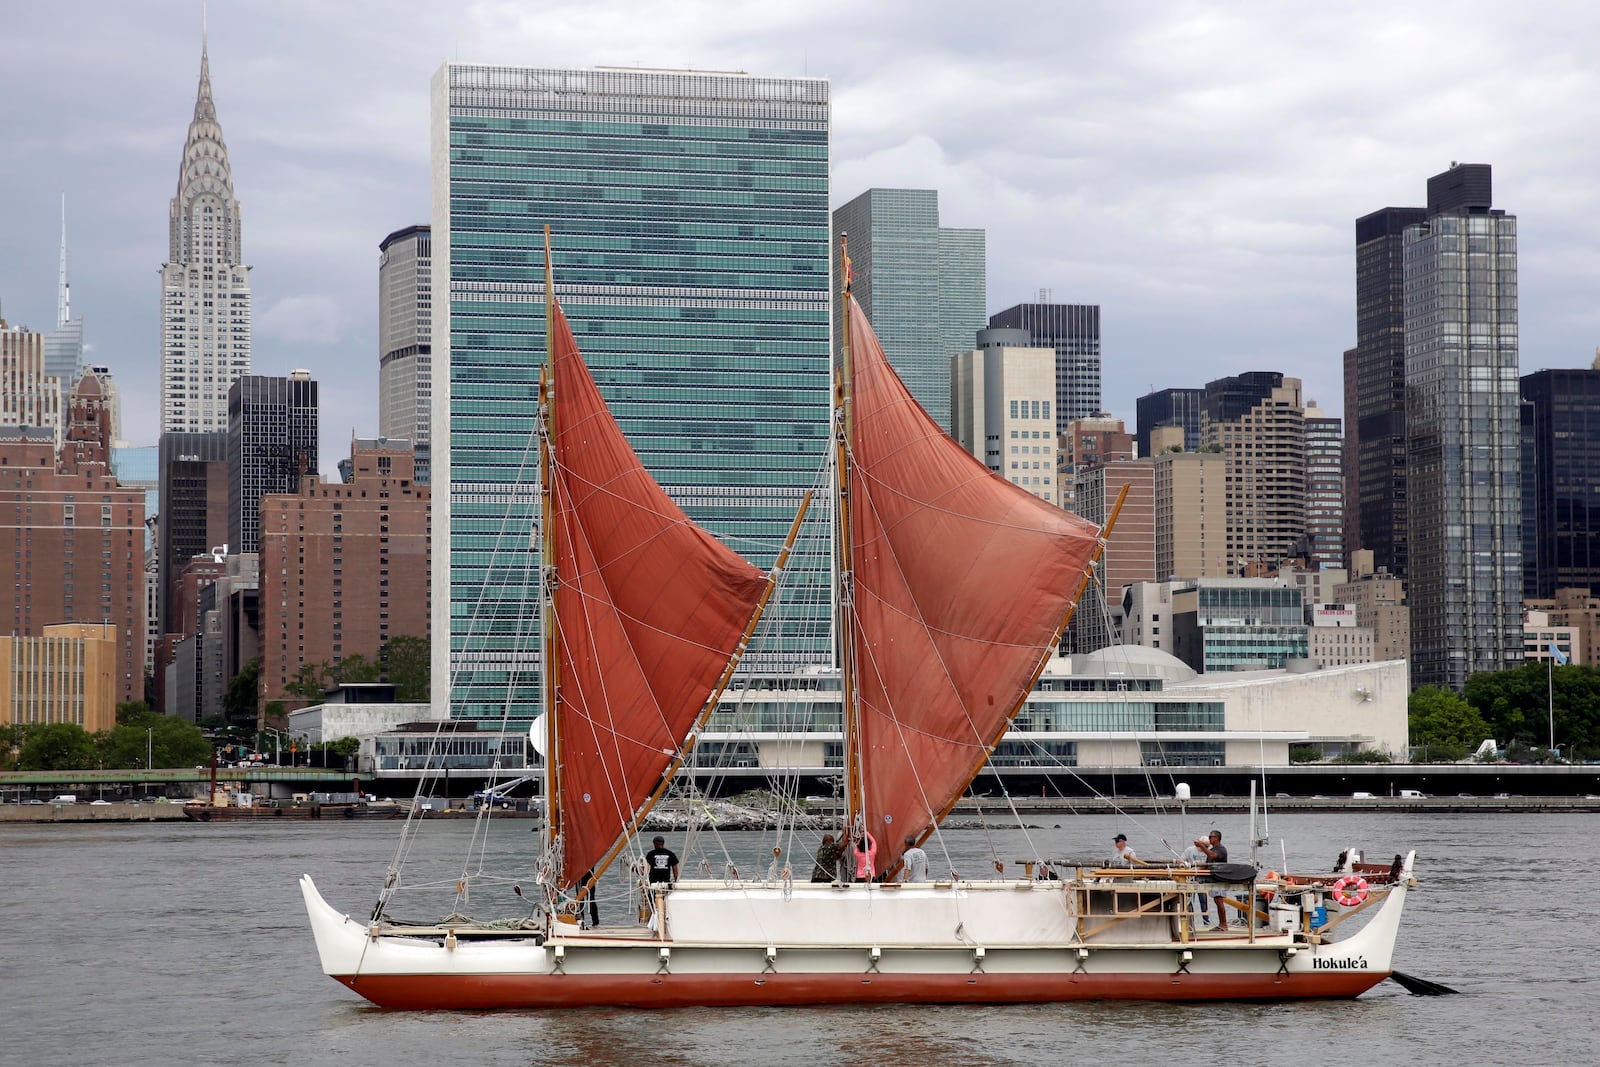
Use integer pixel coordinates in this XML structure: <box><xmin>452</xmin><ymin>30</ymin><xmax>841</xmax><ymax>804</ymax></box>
<box><xmin>843</xmin><ymin>251</ymin><xmax>854</xmax><ymax>292</ymax></box>
<box><xmin>1549</xmin><ymin>641</ymin><xmax>1569</xmax><ymax>666</ymax></box>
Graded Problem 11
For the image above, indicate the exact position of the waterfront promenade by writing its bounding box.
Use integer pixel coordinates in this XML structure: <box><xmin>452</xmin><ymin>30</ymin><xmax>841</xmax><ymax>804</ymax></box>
<box><xmin>7</xmin><ymin>791</ymin><xmax>1600</xmax><ymax>824</ymax></box>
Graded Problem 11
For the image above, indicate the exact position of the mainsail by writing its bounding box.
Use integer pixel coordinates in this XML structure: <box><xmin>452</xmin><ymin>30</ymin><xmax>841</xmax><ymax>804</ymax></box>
<box><xmin>844</xmin><ymin>297</ymin><xmax>1102</xmax><ymax>873</ymax></box>
<box><xmin>546</xmin><ymin>300</ymin><xmax>769</xmax><ymax>885</ymax></box>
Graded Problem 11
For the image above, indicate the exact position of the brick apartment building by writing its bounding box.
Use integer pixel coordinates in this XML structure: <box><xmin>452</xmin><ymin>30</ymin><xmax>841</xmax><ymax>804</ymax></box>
<box><xmin>259</xmin><ymin>440</ymin><xmax>430</xmax><ymax>703</ymax></box>
<box><xmin>0</xmin><ymin>372</ymin><xmax>146</xmax><ymax>705</ymax></box>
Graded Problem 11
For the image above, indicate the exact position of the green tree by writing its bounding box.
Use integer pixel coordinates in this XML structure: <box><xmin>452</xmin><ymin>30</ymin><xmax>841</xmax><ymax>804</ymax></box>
<box><xmin>19</xmin><ymin>723</ymin><xmax>99</xmax><ymax>770</ymax></box>
<box><xmin>285</xmin><ymin>661</ymin><xmax>334</xmax><ymax>702</ymax></box>
<box><xmin>383</xmin><ymin>634</ymin><xmax>430</xmax><ymax>702</ymax></box>
<box><xmin>333</xmin><ymin>653</ymin><xmax>380</xmax><ymax>685</ymax></box>
<box><xmin>98</xmin><ymin>713</ymin><xmax>210</xmax><ymax>769</ymax></box>
<box><xmin>116</xmin><ymin>701</ymin><xmax>151</xmax><ymax>725</ymax></box>
<box><xmin>1465</xmin><ymin>662</ymin><xmax>1600</xmax><ymax>758</ymax></box>
<box><xmin>261</xmin><ymin>700</ymin><xmax>287</xmax><ymax>728</ymax></box>
<box><xmin>0</xmin><ymin>724</ymin><xmax>25</xmax><ymax>770</ymax></box>
<box><xmin>225</xmin><ymin>658</ymin><xmax>261</xmax><ymax>726</ymax></box>
<box><xmin>326</xmin><ymin>736</ymin><xmax>361</xmax><ymax>770</ymax></box>
<box><xmin>1408</xmin><ymin>686</ymin><xmax>1492</xmax><ymax>761</ymax></box>
<box><xmin>1329</xmin><ymin>749</ymin><xmax>1392</xmax><ymax>764</ymax></box>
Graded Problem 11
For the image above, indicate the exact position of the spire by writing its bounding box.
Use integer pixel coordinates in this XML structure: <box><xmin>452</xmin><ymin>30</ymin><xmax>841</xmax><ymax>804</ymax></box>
<box><xmin>194</xmin><ymin>18</ymin><xmax>216</xmax><ymax>124</ymax></box>
<box><xmin>173</xmin><ymin>0</ymin><xmax>232</xmax><ymax>207</ymax></box>
<box><xmin>57</xmin><ymin>194</ymin><xmax>70</xmax><ymax>329</ymax></box>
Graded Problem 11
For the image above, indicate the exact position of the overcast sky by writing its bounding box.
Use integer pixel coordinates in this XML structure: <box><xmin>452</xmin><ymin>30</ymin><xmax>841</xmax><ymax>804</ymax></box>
<box><xmin>3</xmin><ymin>1</ymin><xmax>1598</xmax><ymax>473</ymax></box>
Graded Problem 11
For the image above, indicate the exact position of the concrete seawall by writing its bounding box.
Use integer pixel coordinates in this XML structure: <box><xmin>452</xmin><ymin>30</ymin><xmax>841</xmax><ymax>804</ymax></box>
<box><xmin>0</xmin><ymin>802</ymin><xmax>188</xmax><ymax>823</ymax></box>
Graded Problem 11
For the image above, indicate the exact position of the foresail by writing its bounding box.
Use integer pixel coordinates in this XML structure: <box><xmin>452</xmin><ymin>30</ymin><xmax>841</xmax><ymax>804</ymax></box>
<box><xmin>846</xmin><ymin>297</ymin><xmax>1101</xmax><ymax>874</ymax></box>
<box><xmin>548</xmin><ymin>301</ymin><xmax>768</xmax><ymax>886</ymax></box>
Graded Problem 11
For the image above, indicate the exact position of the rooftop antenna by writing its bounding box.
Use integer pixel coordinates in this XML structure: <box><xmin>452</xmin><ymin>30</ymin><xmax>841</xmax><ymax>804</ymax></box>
<box><xmin>57</xmin><ymin>194</ymin><xmax>70</xmax><ymax>328</ymax></box>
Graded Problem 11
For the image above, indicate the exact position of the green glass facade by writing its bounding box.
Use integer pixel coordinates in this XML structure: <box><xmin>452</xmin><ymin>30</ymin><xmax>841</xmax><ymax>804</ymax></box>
<box><xmin>831</xmin><ymin>189</ymin><xmax>986</xmax><ymax>432</ymax></box>
<box><xmin>431</xmin><ymin>66</ymin><xmax>833</xmax><ymax>722</ymax></box>
<box><xmin>1172</xmin><ymin>583</ymin><xmax>1309</xmax><ymax>673</ymax></box>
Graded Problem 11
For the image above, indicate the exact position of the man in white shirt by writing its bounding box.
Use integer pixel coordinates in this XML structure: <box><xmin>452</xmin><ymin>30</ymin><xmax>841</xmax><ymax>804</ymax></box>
<box><xmin>1111</xmin><ymin>833</ymin><xmax>1144</xmax><ymax>867</ymax></box>
<box><xmin>901</xmin><ymin>834</ymin><xmax>930</xmax><ymax>882</ymax></box>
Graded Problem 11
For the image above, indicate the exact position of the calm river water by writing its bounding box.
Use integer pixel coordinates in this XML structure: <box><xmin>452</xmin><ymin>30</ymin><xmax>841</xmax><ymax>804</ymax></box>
<box><xmin>5</xmin><ymin>810</ymin><xmax>1594</xmax><ymax>1066</ymax></box>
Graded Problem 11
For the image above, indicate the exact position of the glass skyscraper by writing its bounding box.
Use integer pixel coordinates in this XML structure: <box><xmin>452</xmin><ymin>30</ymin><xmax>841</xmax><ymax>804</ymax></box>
<box><xmin>1520</xmin><ymin>368</ymin><xmax>1600</xmax><ymax>599</ymax></box>
<box><xmin>987</xmin><ymin>302</ymin><xmax>1102</xmax><ymax>432</ymax></box>
<box><xmin>429</xmin><ymin>65</ymin><xmax>833</xmax><ymax>722</ymax></box>
<box><xmin>1350</xmin><ymin>206</ymin><xmax>1427</xmax><ymax>580</ymax></box>
<box><xmin>1135</xmin><ymin>386</ymin><xmax>1203</xmax><ymax>456</ymax></box>
<box><xmin>1404</xmin><ymin>164</ymin><xmax>1522</xmax><ymax>691</ymax></box>
<box><xmin>226</xmin><ymin>373</ymin><xmax>319</xmax><ymax>555</ymax></box>
<box><xmin>830</xmin><ymin>189</ymin><xmax>986</xmax><ymax>431</ymax></box>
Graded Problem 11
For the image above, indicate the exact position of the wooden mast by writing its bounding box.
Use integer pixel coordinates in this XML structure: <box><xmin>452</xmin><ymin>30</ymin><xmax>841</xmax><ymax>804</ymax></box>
<box><xmin>539</xmin><ymin>225</ymin><xmax>563</xmax><ymax>864</ymax></box>
<box><xmin>835</xmin><ymin>234</ymin><xmax>866</xmax><ymax>834</ymax></box>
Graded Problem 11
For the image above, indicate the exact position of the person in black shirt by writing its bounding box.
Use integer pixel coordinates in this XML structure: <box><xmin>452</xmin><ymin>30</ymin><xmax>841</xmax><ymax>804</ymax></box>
<box><xmin>644</xmin><ymin>836</ymin><xmax>680</xmax><ymax>886</ymax></box>
<box><xmin>578</xmin><ymin>868</ymin><xmax>600</xmax><ymax>928</ymax></box>
<box><xmin>1194</xmin><ymin>830</ymin><xmax>1231</xmax><ymax>929</ymax></box>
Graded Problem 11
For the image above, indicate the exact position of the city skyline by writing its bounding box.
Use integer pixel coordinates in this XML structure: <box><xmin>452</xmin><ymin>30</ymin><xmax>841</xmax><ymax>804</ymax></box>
<box><xmin>3</xmin><ymin>4</ymin><xmax>1598</xmax><ymax>475</ymax></box>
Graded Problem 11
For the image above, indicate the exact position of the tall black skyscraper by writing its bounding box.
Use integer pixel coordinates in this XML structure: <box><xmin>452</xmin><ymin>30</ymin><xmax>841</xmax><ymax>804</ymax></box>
<box><xmin>1521</xmin><ymin>365</ymin><xmax>1600</xmax><ymax>598</ymax></box>
<box><xmin>157</xmin><ymin>431</ymin><xmax>228</xmax><ymax>634</ymax></box>
<box><xmin>1349</xmin><ymin>205</ymin><xmax>1427</xmax><ymax>579</ymax></box>
<box><xmin>227</xmin><ymin>373</ymin><xmax>319</xmax><ymax>555</ymax></box>
<box><xmin>987</xmin><ymin>302</ymin><xmax>1100</xmax><ymax>432</ymax></box>
<box><xmin>1135</xmin><ymin>387</ymin><xmax>1203</xmax><ymax>456</ymax></box>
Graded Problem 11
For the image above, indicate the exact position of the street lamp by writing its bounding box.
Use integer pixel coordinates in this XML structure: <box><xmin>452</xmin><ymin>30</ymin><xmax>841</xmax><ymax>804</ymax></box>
<box><xmin>262</xmin><ymin>726</ymin><xmax>285</xmax><ymax>766</ymax></box>
<box><xmin>147</xmin><ymin>727</ymin><xmax>153</xmax><ymax>772</ymax></box>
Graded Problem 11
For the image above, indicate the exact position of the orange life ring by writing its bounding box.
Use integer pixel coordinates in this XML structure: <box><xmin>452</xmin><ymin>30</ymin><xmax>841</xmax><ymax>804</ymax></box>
<box><xmin>1332</xmin><ymin>875</ymin><xmax>1369</xmax><ymax>907</ymax></box>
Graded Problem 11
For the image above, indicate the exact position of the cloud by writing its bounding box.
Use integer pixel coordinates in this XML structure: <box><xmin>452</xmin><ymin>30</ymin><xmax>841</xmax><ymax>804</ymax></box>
<box><xmin>257</xmin><ymin>295</ymin><xmax>346</xmax><ymax>347</ymax></box>
<box><xmin>2</xmin><ymin>0</ymin><xmax>1600</xmax><ymax>466</ymax></box>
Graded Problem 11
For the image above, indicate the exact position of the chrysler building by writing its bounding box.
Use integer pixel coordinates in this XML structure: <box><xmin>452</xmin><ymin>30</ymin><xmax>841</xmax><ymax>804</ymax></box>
<box><xmin>160</xmin><ymin>35</ymin><xmax>251</xmax><ymax>432</ymax></box>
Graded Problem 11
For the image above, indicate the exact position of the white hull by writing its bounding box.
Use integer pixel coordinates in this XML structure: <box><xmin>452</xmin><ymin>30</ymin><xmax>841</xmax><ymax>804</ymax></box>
<box><xmin>301</xmin><ymin>871</ymin><xmax>1409</xmax><ymax>1009</ymax></box>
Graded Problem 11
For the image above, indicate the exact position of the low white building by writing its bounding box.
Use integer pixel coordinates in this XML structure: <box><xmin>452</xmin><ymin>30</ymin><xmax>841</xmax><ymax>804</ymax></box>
<box><xmin>696</xmin><ymin>648</ymin><xmax>1408</xmax><ymax>770</ymax></box>
<box><xmin>288</xmin><ymin>682</ymin><xmax>442</xmax><ymax>745</ymax></box>
<box><xmin>313</xmin><ymin>652</ymin><xmax>1409</xmax><ymax>777</ymax></box>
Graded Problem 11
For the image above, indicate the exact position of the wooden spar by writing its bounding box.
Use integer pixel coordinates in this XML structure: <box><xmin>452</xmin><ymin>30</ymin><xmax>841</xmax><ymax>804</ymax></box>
<box><xmin>917</xmin><ymin>480</ymin><xmax>1133</xmax><ymax>852</ymax></box>
<box><xmin>540</xmin><ymin>225</ymin><xmax>563</xmax><ymax>854</ymax></box>
<box><xmin>836</xmin><ymin>235</ymin><xmax>865</xmax><ymax>835</ymax></box>
<box><xmin>575</xmin><ymin>490</ymin><xmax>816</xmax><ymax>895</ymax></box>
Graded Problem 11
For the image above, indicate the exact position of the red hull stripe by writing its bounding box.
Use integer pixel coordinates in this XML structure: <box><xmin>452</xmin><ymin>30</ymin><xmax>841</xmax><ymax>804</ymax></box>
<box><xmin>335</xmin><ymin>969</ymin><xmax>1387</xmax><ymax>1010</ymax></box>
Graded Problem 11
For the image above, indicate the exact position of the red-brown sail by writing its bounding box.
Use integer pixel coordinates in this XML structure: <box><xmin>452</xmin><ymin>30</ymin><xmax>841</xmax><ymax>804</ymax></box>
<box><xmin>845</xmin><ymin>297</ymin><xmax>1101</xmax><ymax>873</ymax></box>
<box><xmin>547</xmin><ymin>300</ymin><xmax>768</xmax><ymax>885</ymax></box>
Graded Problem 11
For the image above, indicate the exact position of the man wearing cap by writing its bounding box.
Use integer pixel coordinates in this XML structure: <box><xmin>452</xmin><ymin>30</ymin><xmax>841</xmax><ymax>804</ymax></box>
<box><xmin>1110</xmin><ymin>833</ymin><xmax>1145</xmax><ymax>867</ymax></box>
